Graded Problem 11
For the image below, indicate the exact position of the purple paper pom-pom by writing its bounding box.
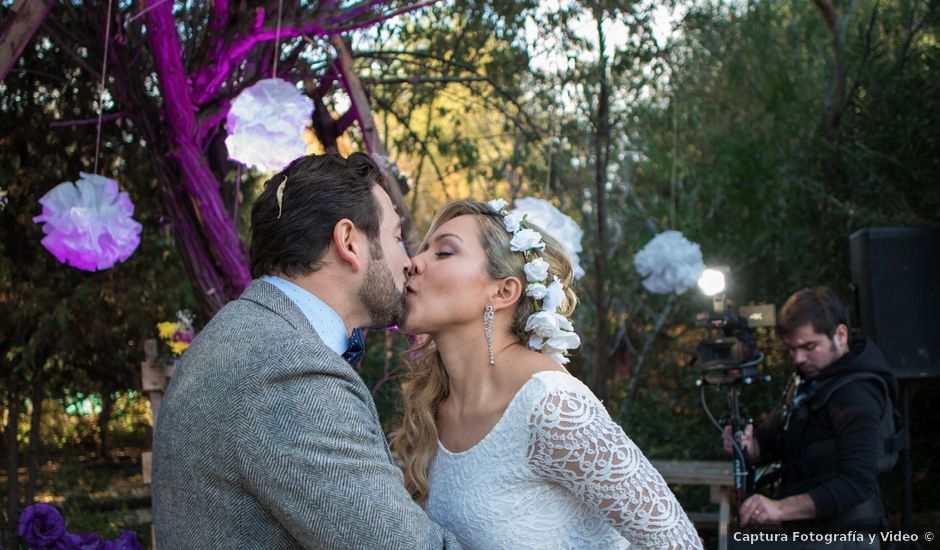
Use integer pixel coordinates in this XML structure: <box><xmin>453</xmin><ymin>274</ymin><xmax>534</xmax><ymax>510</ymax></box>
<box><xmin>76</xmin><ymin>532</ymin><xmax>107</xmax><ymax>549</ymax></box>
<box><xmin>17</xmin><ymin>503</ymin><xmax>68</xmax><ymax>548</ymax></box>
<box><xmin>32</xmin><ymin>172</ymin><xmax>142</xmax><ymax>271</ymax></box>
<box><xmin>104</xmin><ymin>529</ymin><xmax>142</xmax><ymax>550</ymax></box>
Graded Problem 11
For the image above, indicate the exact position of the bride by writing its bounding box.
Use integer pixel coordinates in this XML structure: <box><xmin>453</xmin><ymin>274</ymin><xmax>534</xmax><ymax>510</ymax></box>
<box><xmin>391</xmin><ymin>199</ymin><xmax>703</xmax><ymax>549</ymax></box>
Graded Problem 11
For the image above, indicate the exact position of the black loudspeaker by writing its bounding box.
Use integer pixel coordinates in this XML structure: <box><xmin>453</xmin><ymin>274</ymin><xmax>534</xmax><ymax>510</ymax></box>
<box><xmin>850</xmin><ymin>227</ymin><xmax>940</xmax><ymax>380</ymax></box>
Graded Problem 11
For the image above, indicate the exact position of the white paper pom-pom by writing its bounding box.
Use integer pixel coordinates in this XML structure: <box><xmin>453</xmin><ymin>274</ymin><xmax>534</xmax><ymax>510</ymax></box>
<box><xmin>634</xmin><ymin>230</ymin><xmax>705</xmax><ymax>295</ymax></box>
<box><xmin>225</xmin><ymin>78</ymin><xmax>314</xmax><ymax>172</ymax></box>
<box><xmin>512</xmin><ymin>198</ymin><xmax>585</xmax><ymax>280</ymax></box>
<box><xmin>32</xmin><ymin>173</ymin><xmax>142</xmax><ymax>271</ymax></box>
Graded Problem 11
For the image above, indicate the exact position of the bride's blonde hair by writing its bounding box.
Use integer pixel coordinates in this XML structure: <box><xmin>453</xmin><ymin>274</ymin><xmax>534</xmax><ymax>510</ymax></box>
<box><xmin>389</xmin><ymin>200</ymin><xmax>578</xmax><ymax>503</ymax></box>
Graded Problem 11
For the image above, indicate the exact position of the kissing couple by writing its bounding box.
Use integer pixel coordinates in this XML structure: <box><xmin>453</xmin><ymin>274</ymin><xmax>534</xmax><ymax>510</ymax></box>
<box><xmin>152</xmin><ymin>153</ymin><xmax>703</xmax><ymax>549</ymax></box>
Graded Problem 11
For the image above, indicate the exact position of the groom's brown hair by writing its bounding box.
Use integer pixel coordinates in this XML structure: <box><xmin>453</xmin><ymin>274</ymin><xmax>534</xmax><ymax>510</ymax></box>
<box><xmin>249</xmin><ymin>153</ymin><xmax>387</xmax><ymax>278</ymax></box>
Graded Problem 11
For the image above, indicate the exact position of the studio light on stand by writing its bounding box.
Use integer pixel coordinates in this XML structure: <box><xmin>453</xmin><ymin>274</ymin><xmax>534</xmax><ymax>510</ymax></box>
<box><xmin>698</xmin><ymin>266</ymin><xmax>728</xmax><ymax>314</ymax></box>
<box><xmin>692</xmin><ymin>266</ymin><xmax>775</xmax><ymax>522</ymax></box>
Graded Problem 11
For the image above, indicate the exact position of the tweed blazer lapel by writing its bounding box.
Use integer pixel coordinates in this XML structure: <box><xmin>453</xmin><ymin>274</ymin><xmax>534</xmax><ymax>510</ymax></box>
<box><xmin>239</xmin><ymin>278</ymin><xmax>320</xmax><ymax>335</ymax></box>
<box><xmin>238</xmin><ymin>278</ymin><xmax>392</xmax><ymax>458</ymax></box>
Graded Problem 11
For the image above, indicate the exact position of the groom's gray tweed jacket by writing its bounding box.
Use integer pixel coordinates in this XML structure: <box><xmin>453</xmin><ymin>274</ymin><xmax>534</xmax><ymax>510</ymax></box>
<box><xmin>152</xmin><ymin>279</ymin><xmax>458</xmax><ymax>549</ymax></box>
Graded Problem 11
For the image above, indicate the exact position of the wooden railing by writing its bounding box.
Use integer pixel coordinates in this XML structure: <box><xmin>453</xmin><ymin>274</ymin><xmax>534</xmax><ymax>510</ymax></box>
<box><xmin>140</xmin><ymin>339</ymin><xmax>174</xmax><ymax>549</ymax></box>
<box><xmin>651</xmin><ymin>460</ymin><xmax>734</xmax><ymax>550</ymax></box>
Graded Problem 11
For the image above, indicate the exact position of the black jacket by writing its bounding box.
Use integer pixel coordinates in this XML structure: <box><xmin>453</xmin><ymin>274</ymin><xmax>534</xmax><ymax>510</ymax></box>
<box><xmin>755</xmin><ymin>337</ymin><xmax>897</xmax><ymax>523</ymax></box>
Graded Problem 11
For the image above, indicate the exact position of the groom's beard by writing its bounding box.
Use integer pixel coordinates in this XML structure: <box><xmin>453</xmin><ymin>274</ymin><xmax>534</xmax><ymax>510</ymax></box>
<box><xmin>360</xmin><ymin>244</ymin><xmax>406</xmax><ymax>328</ymax></box>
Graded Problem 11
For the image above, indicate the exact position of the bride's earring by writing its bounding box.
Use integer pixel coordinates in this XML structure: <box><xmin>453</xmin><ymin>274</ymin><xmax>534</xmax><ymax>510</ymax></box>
<box><xmin>484</xmin><ymin>304</ymin><xmax>495</xmax><ymax>366</ymax></box>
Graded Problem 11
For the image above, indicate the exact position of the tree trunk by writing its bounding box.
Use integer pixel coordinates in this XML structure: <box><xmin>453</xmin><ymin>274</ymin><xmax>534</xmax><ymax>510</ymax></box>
<box><xmin>0</xmin><ymin>0</ymin><xmax>55</xmax><ymax>82</ymax></box>
<box><xmin>592</xmin><ymin>14</ymin><xmax>611</xmax><ymax>402</ymax></box>
<box><xmin>143</xmin><ymin>2</ymin><xmax>252</xmax><ymax>315</ymax></box>
<box><xmin>812</xmin><ymin>0</ymin><xmax>849</xmax><ymax>185</ymax></box>
<box><xmin>331</xmin><ymin>35</ymin><xmax>419</xmax><ymax>250</ymax></box>
<box><xmin>97</xmin><ymin>12</ymin><xmax>235</xmax><ymax>317</ymax></box>
<box><xmin>98</xmin><ymin>391</ymin><xmax>113</xmax><ymax>464</ymax></box>
<box><xmin>24</xmin><ymin>372</ymin><xmax>43</xmax><ymax>506</ymax></box>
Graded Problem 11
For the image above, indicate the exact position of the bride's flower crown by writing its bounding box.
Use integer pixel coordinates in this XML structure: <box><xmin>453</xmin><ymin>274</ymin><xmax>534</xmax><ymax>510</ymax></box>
<box><xmin>487</xmin><ymin>199</ymin><xmax>581</xmax><ymax>365</ymax></box>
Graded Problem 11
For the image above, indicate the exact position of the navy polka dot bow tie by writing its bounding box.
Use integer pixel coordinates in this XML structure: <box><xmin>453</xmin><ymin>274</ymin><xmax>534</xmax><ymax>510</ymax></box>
<box><xmin>342</xmin><ymin>328</ymin><xmax>365</xmax><ymax>367</ymax></box>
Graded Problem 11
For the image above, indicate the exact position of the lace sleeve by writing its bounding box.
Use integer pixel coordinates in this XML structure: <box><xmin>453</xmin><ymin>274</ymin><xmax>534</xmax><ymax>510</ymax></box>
<box><xmin>526</xmin><ymin>386</ymin><xmax>703</xmax><ymax>550</ymax></box>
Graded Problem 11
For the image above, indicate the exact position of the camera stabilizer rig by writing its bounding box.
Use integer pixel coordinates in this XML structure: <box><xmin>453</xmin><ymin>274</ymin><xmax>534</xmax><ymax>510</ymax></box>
<box><xmin>694</xmin><ymin>299</ymin><xmax>776</xmax><ymax>517</ymax></box>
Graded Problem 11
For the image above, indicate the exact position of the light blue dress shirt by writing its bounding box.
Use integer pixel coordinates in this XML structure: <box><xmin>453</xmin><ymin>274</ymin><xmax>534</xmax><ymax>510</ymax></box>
<box><xmin>260</xmin><ymin>275</ymin><xmax>349</xmax><ymax>356</ymax></box>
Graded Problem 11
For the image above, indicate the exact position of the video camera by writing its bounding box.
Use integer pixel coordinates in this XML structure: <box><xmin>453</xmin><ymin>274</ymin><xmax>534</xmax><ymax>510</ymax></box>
<box><xmin>695</xmin><ymin>300</ymin><xmax>776</xmax><ymax>386</ymax></box>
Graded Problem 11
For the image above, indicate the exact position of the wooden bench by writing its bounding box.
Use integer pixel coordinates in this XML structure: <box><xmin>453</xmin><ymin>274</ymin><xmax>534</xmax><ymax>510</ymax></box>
<box><xmin>651</xmin><ymin>460</ymin><xmax>734</xmax><ymax>550</ymax></box>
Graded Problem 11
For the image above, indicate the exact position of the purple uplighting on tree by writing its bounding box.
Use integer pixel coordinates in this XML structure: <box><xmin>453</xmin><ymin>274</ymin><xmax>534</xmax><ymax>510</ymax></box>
<box><xmin>112</xmin><ymin>0</ymin><xmax>433</xmax><ymax>315</ymax></box>
<box><xmin>5</xmin><ymin>0</ymin><xmax>438</xmax><ymax>314</ymax></box>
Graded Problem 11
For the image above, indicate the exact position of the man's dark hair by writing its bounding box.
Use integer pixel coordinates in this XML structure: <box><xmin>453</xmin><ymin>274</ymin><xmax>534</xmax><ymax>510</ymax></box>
<box><xmin>777</xmin><ymin>287</ymin><xmax>850</xmax><ymax>339</ymax></box>
<box><xmin>249</xmin><ymin>152</ymin><xmax>388</xmax><ymax>278</ymax></box>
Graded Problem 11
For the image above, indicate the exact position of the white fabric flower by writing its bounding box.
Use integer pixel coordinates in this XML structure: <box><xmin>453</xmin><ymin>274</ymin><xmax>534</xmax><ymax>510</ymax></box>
<box><xmin>32</xmin><ymin>173</ymin><xmax>142</xmax><ymax>271</ymax></box>
<box><xmin>487</xmin><ymin>198</ymin><xmax>508</xmax><ymax>213</ymax></box>
<box><xmin>525</xmin><ymin>311</ymin><xmax>560</xmax><ymax>338</ymax></box>
<box><xmin>554</xmin><ymin>312</ymin><xmax>574</xmax><ymax>332</ymax></box>
<box><xmin>502</xmin><ymin>210</ymin><xmax>525</xmax><ymax>233</ymax></box>
<box><xmin>526</xmin><ymin>283</ymin><xmax>549</xmax><ymax>300</ymax></box>
<box><xmin>225</xmin><ymin>78</ymin><xmax>313</xmax><ymax>172</ymax></box>
<box><xmin>513</xmin><ymin>198</ymin><xmax>585</xmax><ymax>280</ymax></box>
<box><xmin>634</xmin><ymin>230</ymin><xmax>706</xmax><ymax>295</ymax></box>
<box><xmin>545</xmin><ymin>331</ymin><xmax>581</xmax><ymax>351</ymax></box>
<box><xmin>488</xmin><ymin>196</ymin><xmax>583</xmax><ymax>363</ymax></box>
<box><xmin>509</xmin><ymin>228</ymin><xmax>545</xmax><ymax>252</ymax></box>
<box><xmin>542</xmin><ymin>278</ymin><xmax>567</xmax><ymax>313</ymax></box>
<box><xmin>524</xmin><ymin>257</ymin><xmax>550</xmax><ymax>283</ymax></box>
<box><xmin>528</xmin><ymin>333</ymin><xmax>546</xmax><ymax>350</ymax></box>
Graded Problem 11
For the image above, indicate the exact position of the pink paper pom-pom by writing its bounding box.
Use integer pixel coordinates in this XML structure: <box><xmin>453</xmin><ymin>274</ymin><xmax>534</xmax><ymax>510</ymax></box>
<box><xmin>32</xmin><ymin>173</ymin><xmax>142</xmax><ymax>271</ymax></box>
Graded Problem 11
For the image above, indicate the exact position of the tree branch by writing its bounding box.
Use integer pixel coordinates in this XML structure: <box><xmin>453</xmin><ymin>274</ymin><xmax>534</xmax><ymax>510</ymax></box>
<box><xmin>357</xmin><ymin>49</ymin><xmax>545</xmax><ymax>137</ymax></box>
<box><xmin>619</xmin><ymin>295</ymin><xmax>677</xmax><ymax>418</ymax></box>
<box><xmin>40</xmin><ymin>18</ymin><xmax>100</xmax><ymax>80</ymax></box>
<box><xmin>327</xmin><ymin>0</ymin><xmax>389</xmax><ymax>26</ymax></box>
<box><xmin>190</xmin><ymin>1</ymin><xmax>439</xmax><ymax>105</ymax></box>
<box><xmin>374</xmin><ymin>93</ymin><xmax>450</xmax><ymax>201</ymax></box>
<box><xmin>0</xmin><ymin>0</ymin><xmax>55</xmax><ymax>83</ymax></box>
<box><xmin>50</xmin><ymin>111</ymin><xmax>124</xmax><ymax>128</ymax></box>
<box><xmin>209</xmin><ymin>0</ymin><xmax>229</xmax><ymax>34</ymax></box>
<box><xmin>326</xmin><ymin>0</ymin><xmax>439</xmax><ymax>34</ymax></box>
<box><xmin>362</xmin><ymin>75</ymin><xmax>488</xmax><ymax>85</ymax></box>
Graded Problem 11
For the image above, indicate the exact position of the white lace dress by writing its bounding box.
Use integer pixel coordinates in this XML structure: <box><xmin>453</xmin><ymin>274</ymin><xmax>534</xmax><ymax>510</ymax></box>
<box><xmin>426</xmin><ymin>371</ymin><xmax>703</xmax><ymax>550</ymax></box>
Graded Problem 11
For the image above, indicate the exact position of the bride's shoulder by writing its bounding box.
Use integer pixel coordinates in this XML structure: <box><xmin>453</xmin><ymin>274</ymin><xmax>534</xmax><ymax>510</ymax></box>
<box><xmin>499</xmin><ymin>349</ymin><xmax>598</xmax><ymax>406</ymax></box>
<box><xmin>516</xmin><ymin>367</ymin><xmax>597</xmax><ymax>406</ymax></box>
<box><xmin>522</xmin><ymin>371</ymin><xmax>610</xmax><ymax>432</ymax></box>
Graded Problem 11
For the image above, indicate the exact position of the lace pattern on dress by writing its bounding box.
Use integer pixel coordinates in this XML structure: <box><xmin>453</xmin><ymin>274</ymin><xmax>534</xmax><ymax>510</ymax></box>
<box><xmin>526</xmin><ymin>382</ymin><xmax>704</xmax><ymax>550</ymax></box>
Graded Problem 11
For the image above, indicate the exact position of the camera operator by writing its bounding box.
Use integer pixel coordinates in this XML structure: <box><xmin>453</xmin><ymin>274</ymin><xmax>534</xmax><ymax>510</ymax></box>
<box><xmin>722</xmin><ymin>287</ymin><xmax>897</xmax><ymax>533</ymax></box>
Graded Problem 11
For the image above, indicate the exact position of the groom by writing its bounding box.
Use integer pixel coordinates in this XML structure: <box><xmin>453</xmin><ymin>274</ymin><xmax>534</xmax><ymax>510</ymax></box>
<box><xmin>152</xmin><ymin>153</ymin><xmax>459</xmax><ymax>548</ymax></box>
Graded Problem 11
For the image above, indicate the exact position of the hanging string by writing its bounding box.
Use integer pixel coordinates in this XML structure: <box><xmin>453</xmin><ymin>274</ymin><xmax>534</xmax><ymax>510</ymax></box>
<box><xmin>272</xmin><ymin>0</ymin><xmax>284</xmax><ymax>78</ymax></box>
<box><xmin>93</xmin><ymin>0</ymin><xmax>114</xmax><ymax>176</ymax></box>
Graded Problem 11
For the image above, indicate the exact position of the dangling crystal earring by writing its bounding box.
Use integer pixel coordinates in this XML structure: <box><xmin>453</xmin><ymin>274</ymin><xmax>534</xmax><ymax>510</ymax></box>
<box><xmin>483</xmin><ymin>304</ymin><xmax>495</xmax><ymax>365</ymax></box>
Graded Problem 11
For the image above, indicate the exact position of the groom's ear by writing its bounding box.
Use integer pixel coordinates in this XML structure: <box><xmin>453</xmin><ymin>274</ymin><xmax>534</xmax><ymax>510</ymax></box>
<box><xmin>491</xmin><ymin>276</ymin><xmax>523</xmax><ymax>311</ymax></box>
<box><xmin>332</xmin><ymin>219</ymin><xmax>365</xmax><ymax>273</ymax></box>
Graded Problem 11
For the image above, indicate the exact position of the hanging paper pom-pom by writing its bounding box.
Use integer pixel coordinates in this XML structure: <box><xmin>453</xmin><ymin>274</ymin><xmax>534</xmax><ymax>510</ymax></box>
<box><xmin>634</xmin><ymin>230</ymin><xmax>705</xmax><ymax>295</ymax></box>
<box><xmin>32</xmin><ymin>173</ymin><xmax>142</xmax><ymax>271</ymax></box>
<box><xmin>512</xmin><ymin>198</ymin><xmax>586</xmax><ymax>280</ymax></box>
<box><xmin>225</xmin><ymin>78</ymin><xmax>314</xmax><ymax>172</ymax></box>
